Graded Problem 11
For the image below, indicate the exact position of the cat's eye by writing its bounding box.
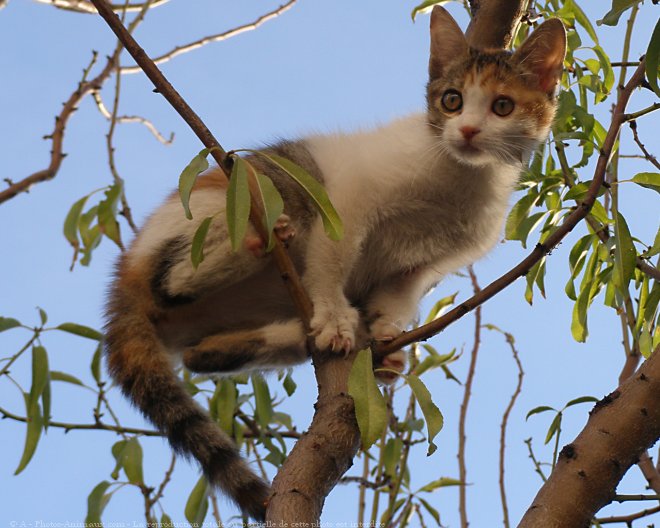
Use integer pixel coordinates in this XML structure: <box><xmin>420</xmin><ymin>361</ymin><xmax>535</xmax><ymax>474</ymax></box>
<box><xmin>440</xmin><ymin>90</ymin><xmax>463</xmax><ymax>113</ymax></box>
<box><xmin>492</xmin><ymin>97</ymin><xmax>515</xmax><ymax>117</ymax></box>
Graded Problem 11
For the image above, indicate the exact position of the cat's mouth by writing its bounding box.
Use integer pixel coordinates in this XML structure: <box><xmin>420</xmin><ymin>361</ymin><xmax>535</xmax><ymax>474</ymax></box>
<box><xmin>456</xmin><ymin>142</ymin><xmax>482</xmax><ymax>155</ymax></box>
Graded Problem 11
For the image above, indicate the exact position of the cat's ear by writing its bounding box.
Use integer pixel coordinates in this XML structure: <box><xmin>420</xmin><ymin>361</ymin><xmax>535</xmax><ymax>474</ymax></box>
<box><xmin>429</xmin><ymin>6</ymin><xmax>468</xmax><ymax>80</ymax></box>
<box><xmin>512</xmin><ymin>19</ymin><xmax>566</xmax><ymax>94</ymax></box>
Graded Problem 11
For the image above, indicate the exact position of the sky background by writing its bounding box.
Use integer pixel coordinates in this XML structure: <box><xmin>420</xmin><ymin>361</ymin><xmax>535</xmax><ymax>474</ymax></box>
<box><xmin>1</xmin><ymin>0</ymin><xmax>659</xmax><ymax>526</ymax></box>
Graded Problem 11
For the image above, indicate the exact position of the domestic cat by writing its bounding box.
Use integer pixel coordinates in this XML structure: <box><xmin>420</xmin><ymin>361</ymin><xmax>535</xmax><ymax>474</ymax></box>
<box><xmin>104</xmin><ymin>6</ymin><xmax>565</xmax><ymax>521</ymax></box>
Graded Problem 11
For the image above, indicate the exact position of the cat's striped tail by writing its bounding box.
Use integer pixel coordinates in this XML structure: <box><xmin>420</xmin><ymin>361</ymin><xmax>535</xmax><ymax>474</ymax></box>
<box><xmin>104</xmin><ymin>279</ymin><xmax>269</xmax><ymax>521</ymax></box>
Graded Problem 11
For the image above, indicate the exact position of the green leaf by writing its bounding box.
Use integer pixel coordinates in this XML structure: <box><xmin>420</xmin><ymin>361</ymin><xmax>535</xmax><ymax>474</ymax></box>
<box><xmin>254</xmin><ymin>172</ymin><xmax>285</xmax><ymax>251</ymax></box>
<box><xmin>226</xmin><ymin>156</ymin><xmax>251</xmax><ymax>251</ymax></box>
<box><xmin>407</xmin><ymin>373</ymin><xmax>444</xmax><ymax>456</ymax></box>
<box><xmin>414</xmin><ymin>347</ymin><xmax>456</xmax><ymax>377</ymax></box>
<box><xmin>645</xmin><ymin>225</ymin><xmax>660</xmax><ymax>258</ymax></box>
<box><xmin>526</xmin><ymin>405</ymin><xmax>555</xmax><ymax>420</ymax></box>
<box><xmin>544</xmin><ymin>413</ymin><xmax>562</xmax><ymax>445</ymax></box>
<box><xmin>597</xmin><ymin>0</ymin><xmax>640</xmax><ymax>26</ymax></box>
<box><xmin>613</xmin><ymin>212</ymin><xmax>636</xmax><ymax>291</ymax></box>
<box><xmin>505</xmin><ymin>193</ymin><xmax>537</xmax><ymax>242</ymax></box>
<box><xmin>0</xmin><ymin>316</ymin><xmax>21</xmax><ymax>332</ymax></box>
<box><xmin>252</xmin><ymin>151</ymin><xmax>343</xmax><ymax>241</ymax></box>
<box><xmin>631</xmin><ymin>172</ymin><xmax>660</xmax><ymax>195</ymax></box>
<box><xmin>566</xmin><ymin>0</ymin><xmax>598</xmax><ymax>43</ymax></box>
<box><xmin>184</xmin><ymin>475</ymin><xmax>209</xmax><ymax>526</ymax></box>
<box><xmin>639</xmin><ymin>326</ymin><xmax>653</xmax><ymax>358</ymax></box>
<box><xmin>215</xmin><ymin>378</ymin><xmax>236</xmax><ymax>435</ymax></box>
<box><xmin>63</xmin><ymin>195</ymin><xmax>88</xmax><ymax>247</ymax></box>
<box><xmin>57</xmin><ymin>322</ymin><xmax>103</xmax><ymax>341</ymax></box>
<box><xmin>179</xmin><ymin>148</ymin><xmax>211</xmax><ymax>220</ymax></box>
<box><xmin>417</xmin><ymin>477</ymin><xmax>462</xmax><ymax>493</ymax></box>
<box><xmin>85</xmin><ymin>481</ymin><xmax>111</xmax><ymax>524</ymax></box>
<box><xmin>645</xmin><ymin>18</ymin><xmax>660</xmax><ymax>97</ymax></box>
<box><xmin>97</xmin><ymin>183</ymin><xmax>123</xmax><ymax>247</ymax></box>
<box><xmin>348</xmin><ymin>349</ymin><xmax>388</xmax><ymax>450</ymax></box>
<box><xmin>411</xmin><ymin>0</ymin><xmax>451</xmax><ymax>21</ymax></box>
<box><xmin>122</xmin><ymin>437</ymin><xmax>144</xmax><ymax>484</ymax></box>
<box><xmin>565</xmin><ymin>395</ymin><xmax>599</xmax><ymax>408</ymax></box>
<box><xmin>383</xmin><ymin>438</ymin><xmax>404</xmax><ymax>479</ymax></box>
<box><xmin>419</xmin><ymin>497</ymin><xmax>442</xmax><ymax>526</ymax></box>
<box><xmin>91</xmin><ymin>343</ymin><xmax>102</xmax><ymax>384</ymax></box>
<box><xmin>571</xmin><ymin>278</ymin><xmax>593</xmax><ymax>342</ymax></box>
<box><xmin>29</xmin><ymin>346</ymin><xmax>49</xmax><ymax>411</ymax></box>
<box><xmin>252</xmin><ymin>374</ymin><xmax>273</xmax><ymax>428</ymax></box>
<box><xmin>37</xmin><ymin>307</ymin><xmax>48</xmax><ymax>326</ymax></box>
<box><xmin>282</xmin><ymin>371</ymin><xmax>297</xmax><ymax>397</ymax></box>
<box><xmin>593</xmin><ymin>46</ymin><xmax>614</xmax><ymax>95</ymax></box>
<box><xmin>191</xmin><ymin>216</ymin><xmax>214</xmax><ymax>269</ymax></box>
<box><xmin>423</xmin><ymin>292</ymin><xmax>458</xmax><ymax>324</ymax></box>
<box><xmin>50</xmin><ymin>370</ymin><xmax>85</xmax><ymax>386</ymax></box>
<box><xmin>14</xmin><ymin>393</ymin><xmax>43</xmax><ymax>475</ymax></box>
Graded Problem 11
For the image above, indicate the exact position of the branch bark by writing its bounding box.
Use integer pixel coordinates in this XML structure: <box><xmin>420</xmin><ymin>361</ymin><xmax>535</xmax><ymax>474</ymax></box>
<box><xmin>517</xmin><ymin>346</ymin><xmax>660</xmax><ymax>527</ymax></box>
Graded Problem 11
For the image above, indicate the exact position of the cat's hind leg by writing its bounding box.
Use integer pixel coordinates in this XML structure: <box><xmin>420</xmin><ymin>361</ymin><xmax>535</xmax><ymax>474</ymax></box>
<box><xmin>183</xmin><ymin>320</ymin><xmax>308</xmax><ymax>374</ymax></box>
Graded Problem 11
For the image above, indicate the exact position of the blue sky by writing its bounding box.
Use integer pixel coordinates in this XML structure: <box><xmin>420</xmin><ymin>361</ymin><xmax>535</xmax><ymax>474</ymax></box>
<box><xmin>1</xmin><ymin>0</ymin><xmax>658</xmax><ymax>526</ymax></box>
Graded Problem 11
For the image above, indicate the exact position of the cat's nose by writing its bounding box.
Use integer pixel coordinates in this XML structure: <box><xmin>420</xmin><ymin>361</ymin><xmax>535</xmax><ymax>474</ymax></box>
<box><xmin>459</xmin><ymin>126</ymin><xmax>481</xmax><ymax>141</ymax></box>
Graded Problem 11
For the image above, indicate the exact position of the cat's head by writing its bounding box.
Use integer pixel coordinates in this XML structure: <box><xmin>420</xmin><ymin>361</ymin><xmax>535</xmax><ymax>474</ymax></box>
<box><xmin>426</xmin><ymin>6</ymin><xmax>566</xmax><ymax>167</ymax></box>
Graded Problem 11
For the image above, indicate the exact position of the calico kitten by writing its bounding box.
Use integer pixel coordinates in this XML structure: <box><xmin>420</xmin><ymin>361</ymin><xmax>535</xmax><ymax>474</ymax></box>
<box><xmin>105</xmin><ymin>7</ymin><xmax>565</xmax><ymax>521</ymax></box>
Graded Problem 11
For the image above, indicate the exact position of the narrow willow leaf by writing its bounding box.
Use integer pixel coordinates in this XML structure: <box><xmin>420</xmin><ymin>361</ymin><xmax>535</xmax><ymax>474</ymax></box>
<box><xmin>57</xmin><ymin>322</ymin><xmax>103</xmax><ymax>341</ymax></box>
<box><xmin>254</xmin><ymin>172</ymin><xmax>285</xmax><ymax>251</ymax></box>
<box><xmin>631</xmin><ymin>172</ymin><xmax>660</xmax><ymax>195</ymax></box>
<box><xmin>0</xmin><ymin>316</ymin><xmax>21</xmax><ymax>332</ymax></box>
<box><xmin>50</xmin><ymin>370</ymin><xmax>85</xmax><ymax>386</ymax></box>
<box><xmin>565</xmin><ymin>395</ymin><xmax>599</xmax><ymax>408</ymax></box>
<box><xmin>566</xmin><ymin>0</ymin><xmax>598</xmax><ymax>43</ymax></box>
<box><xmin>414</xmin><ymin>347</ymin><xmax>456</xmax><ymax>377</ymax></box>
<box><xmin>179</xmin><ymin>148</ymin><xmax>211</xmax><ymax>220</ymax></box>
<box><xmin>97</xmin><ymin>184</ymin><xmax>122</xmax><ymax>246</ymax></box>
<box><xmin>639</xmin><ymin>326</ymin><xmax>653</xmax><ymax>358</ymax></box>
<box><xmin>14</xmin><ymin>393</ymin><xmax>43</xmax><ymax>475</ymax></box>
<box><xmin>185</xmin><ymin>475</ymin><xmax>209</xmax><ymax>526</ymax></box>
<box><xmin>505</xmin><ymin>193</ymin><xmax>536</xmax><ymax>242</ymax></box>
<box><xmin>122</xmin><ymin>437</ymin><xmax>144</xmax><ymax>485</ymax></box>
<box><xmin>593</xmin><ymin>46</ymin><xmax>614</xmax><ymax>95</ymax></box>
<box><xmin>418</xmin><ymin>477</ymin><xmax>462</xmax><ymax>492</ymax></box>
<box><xmin>111</xmin><ymin>440</ymin><xmax>127</xmax><ymax>480</ymax></box>
<box><xmin>37</xmin><ymin>307</ymin><xmax>48</xmax><ymax>326</ymax></box>
<box><xmin>63</xmin><ymin>195</ymin><xmax>88</xmax><ymax>248</ymax></box>
<box><xmin>282</xmin><ymin>371</ymin><xmax>297</xmax><ymax>396</ymax></box>
<box><xmin>250</xmin><ymin>151</ymin><xmax>343</xmax><ymax>241</ymax></box>
<box><xmin>643</xmin><ymin>282</ymin><xmax>660</xmax><ymax>325</ymax></box>
<box><xmin>407</xmin><ymin>373</ymin><xmax>443</xmax><ymax>455</ymax></box>
<box><xmin>645</xmin><ymin>225</ymin><xmax>660</xmax><ymax>257</ymax></box>
<box><xmin>597</xmin><ymin>0</ymin><xmax>640</xmax><ymax>26</ymax></box>
<box><xmin>544</xmin><ymin>413</ymin><xmax>562</xmax><ymax>445</ymax></box>
<box><xmin>646</xmin><ymin>18</ymin><xmax>660</xmax><ymax>97</ymax></box>
<box><xmin>383</xmin><ymin>438</ymin><xmax>404</xmax><ymax>479</ymax></box>
<box><xmin>423</xmin><ymin>292</ymin><xmax>458</xmax><ymax>324</ymax></box>
<box><xmin>526</xmin><ymin>405</ymin><xmax>555</xmax><ymax>420</ymax></box>
<box><xmin>419</xmin><ymin>497</ymin><xmax>442</xmax><ymax>526</ymax></box>
<box><xmin>216</xmin><ymin>378</ymin><xmax>236</xmax><ymax>435</ymax></box>
<box><xmin>252</xmin><ymin>374</ymin><xmax>273</xmax><ymax>428</ymax></box>
<box><xmin>85</xmin><ymin>481</ymin><xmax>111</xmax><ymax>524</ymax></box>
<box><xmin>410</xmin><ymin>0</ymin><xmax>451</xmax><ymax>21</ymax></box>
<box><xmin>91</xmin><ymin>343</ymin><xmax>103</xmax><ymax>384</ymax></box>
<box><xmin>571</xmin><ymin>278</ymin><xmax>593</xmax><ymax>342</ymax></box>
<box><xmin>226</xmin><ymin>156</ymin><xmax>251</xmax><ymax>251</ymax></box>
<box><xmin>613</xmin><ymin>212</ymin><xmax>636</xmax><ymax>291</ymax></box>
<box><xmin>29</xmin><ymin>346</ymin><xmax>49</xmax><ymax>411</ymax></box>
<box><xmin>348</xmin><ymin>349</ymin><xmax>388</xmax><ymax>450</ymax></box>
<box><xmin>191</xmin><ymin>216</ymin><xmax>213</xmax><ymax>269</ymax></box>
<box><xmin>42</xmin><ymin>379</ymin><xmax>51</xmax><ymax>429</ymax></box>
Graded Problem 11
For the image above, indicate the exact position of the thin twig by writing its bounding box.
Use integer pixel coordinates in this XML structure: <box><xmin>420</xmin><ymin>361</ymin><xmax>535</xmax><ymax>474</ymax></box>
<box><xmin>494</xmin><ymin>330</ymin><xmax>524</xmax><ymax>528</ymax></box>
<box><xmin>121</xmin><ymin>1</ymin><xmax>298</xmax><ymax>74</ymax></box>
<box><xmin>32</xmin><ymin>0</ymin><xmax>170</xmax><ymax>14</ymax></box>
<box><xmin>594</xmin><ymin>505</ymin><xmax>660</xmax><ymax>524</ymax></box>
<box><xmin>629</xmin><ymin>120</ymin><xmax>660</xmax><ymax>170</ymax></box>
<box><xmin>92</xmin><ymin>90</ymin><xmax>174</xmax><ymax>144</ymax></box>
<box><xmin>458</xmin><ymin>266</ymin><xmax>482</xmax><ymax>528</ymax></box>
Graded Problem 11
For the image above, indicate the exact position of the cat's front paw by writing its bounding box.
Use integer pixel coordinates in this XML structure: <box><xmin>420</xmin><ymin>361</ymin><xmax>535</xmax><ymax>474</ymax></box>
<box><xmin>310</xmin><ymin>302</ymin><xmax>359</xmax><ymax>354</ymax></box>
<box><xmin>374</xmin><ymin>350</ymin><xmax>406</xmax><ymax>384</ymax></box>
<box><xmin>243</xmin><ymin>214</ymin><xmax>296</xmax><ymax>257</ymax></box>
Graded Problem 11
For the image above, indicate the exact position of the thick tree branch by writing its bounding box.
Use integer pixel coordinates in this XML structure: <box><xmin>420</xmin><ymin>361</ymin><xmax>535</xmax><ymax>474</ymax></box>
<box><xmin>517</xmin><ymin>345</ymin><xmax>660</xmax><ymax>527</ymax></box>
<box><xmin>377</xmin><ymin>60</ymin><xmax>649</xmax><ymax>359</ymax></box>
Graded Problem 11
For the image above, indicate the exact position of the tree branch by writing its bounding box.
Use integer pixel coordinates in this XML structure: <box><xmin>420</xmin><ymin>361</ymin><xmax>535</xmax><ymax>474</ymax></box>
<box><xmin>518</xmin><ymin>345</ymin><xmax>660</xmax><ymax>527</ymax></box>
<box><xmin>120</xmin><ymin>1</ymin><xmax>298</xmax><ymax>74</ymax></box>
